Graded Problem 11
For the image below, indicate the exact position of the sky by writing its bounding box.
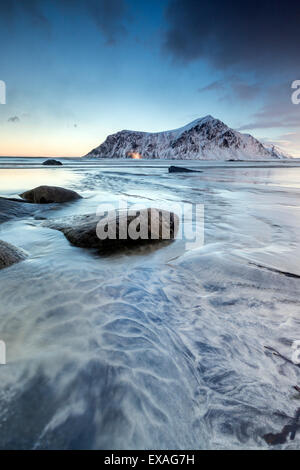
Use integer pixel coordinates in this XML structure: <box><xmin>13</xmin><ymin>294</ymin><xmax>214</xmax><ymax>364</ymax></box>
<box><xmin>0</xmin><ymin>0</ymin><xmax>300</xmax><ymax>157</ymax></box>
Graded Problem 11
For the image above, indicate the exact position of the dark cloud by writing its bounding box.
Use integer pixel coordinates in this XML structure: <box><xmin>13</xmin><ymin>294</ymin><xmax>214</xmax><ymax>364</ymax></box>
<box><xmin>0</xmin><ymin>3</ymin><xmax>15</xmax><ymax>22</ymax></box>
<box><xmin>86</xmin><ymin>0</ymin><xmax>128</xmax><ymax>45</ymax></box>
<box><xmin>20</xmin><ymin>0</ymin><xmax>49</xmax><ymax>28</ymax></box>
<box><xmin>163</xmin><ymin>0</ymin><xmax>300</xmax><ymax>75</ymax></box>
<box><xmin>0</xmin><ymin>0</ymin><xmax>128</xmax><ymax>44</ymax></box>
<box><xmin>0</xmin><ymin>0</ymin><xmax>49</xmax><ymax>29</ymax></box>
<box><xmin>8</xmin><ymin>116</ymin><xmax>20</xmax><ymax>123</ymax></box>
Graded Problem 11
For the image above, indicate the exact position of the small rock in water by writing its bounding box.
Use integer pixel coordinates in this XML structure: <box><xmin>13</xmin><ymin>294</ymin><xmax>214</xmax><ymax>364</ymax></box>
<box><xmin>168</xmin><ymin>166</ymin><xmax>201</xmax><ymax>173</ymax></box>
<box><xmin>19</xmin><ymin>186</ymin><xmax>82</xmax><ymax>204</ymax></box>
<box><xmin>0</xmin><ymin>240</ymin><xmax>27</xmax><ymax>270</ymax></box>
<box><xmin>42</xmin><ymin>208</ymin><xmax>179</xmax><ymax>252</ymax></box>
<box><xmin>43</xmin><ymin>159</ymin><xmax>63</xmax><ymax>166</ymax></box>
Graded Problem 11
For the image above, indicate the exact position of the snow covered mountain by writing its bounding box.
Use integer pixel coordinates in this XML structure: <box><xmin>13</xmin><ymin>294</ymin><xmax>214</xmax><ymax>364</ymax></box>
<box><xmin>85</xmin><ymin>115</ymin><xmax>287</xmax><ymax>160</ymax></box>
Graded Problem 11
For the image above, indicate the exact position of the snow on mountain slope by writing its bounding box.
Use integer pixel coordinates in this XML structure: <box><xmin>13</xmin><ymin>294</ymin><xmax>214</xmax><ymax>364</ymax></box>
<box><xmin>85</xmin><ymin>115</ymin><xmax>287</xmax><ymax>160</ymax></box>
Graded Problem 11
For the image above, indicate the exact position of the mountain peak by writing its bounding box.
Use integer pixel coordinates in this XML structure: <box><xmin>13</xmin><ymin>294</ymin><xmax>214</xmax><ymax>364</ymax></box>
<box><xmin>173</xmin><ymin>115</ymin><xmax>223</xmax><ymax>136</ymax></box>
<box><xmin>197</xmin><ymin>114</ymin><xmax>215</xmax><ymax>122</ymax></box>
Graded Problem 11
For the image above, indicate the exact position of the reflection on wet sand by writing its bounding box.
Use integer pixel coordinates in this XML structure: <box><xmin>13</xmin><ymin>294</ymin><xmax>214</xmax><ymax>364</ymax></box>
<box><xmin>0</xmin><ymin>168</ymin><xmax>80</xmax><ymax>197</ymax></box>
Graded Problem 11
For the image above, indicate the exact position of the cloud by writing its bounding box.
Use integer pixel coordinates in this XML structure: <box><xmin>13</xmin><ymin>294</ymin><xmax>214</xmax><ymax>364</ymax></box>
<box><xmin>234</xmin><ymin>81</ymin><xmax>300</xmax><ymax>157</ymax></box>
<box><xmin>236</xmin><ymin>81</ymin><xmax>300</xmax><ymax>131</ymax></box>
<box><xmin>20</xmin><ymin>0</ymin><xmax>49</xmax><ymax>28</ymax></box>
<box><xmin>198</xmin><ymin>80</ymin><xmax>225</xmax><ymax>93</ymax></box>
<box><xmin>237</xmin><ymin>118</ymin><xmax>300</xmax><ymax>131</ymax></box>
<box><xmin>8</xmin><ymin>116</ymin><xmax>20</xmax><ymax>123</ymax></box>
<box><xmin>0</xmin><ymin>0</ymin><xmax>128</xmax><ymax>44</ymax></box>
<box><xmin>198</xmin><ymin>76</ymin><xmax>261</xmax><ymax>102</ymax></box>
<box><xmin>233</xmin><ymin>82</ymin><xmax>260</xmax><ymax>101</ymax></box>
<box><xmin>163</xmin><ymin>0</ymin><xmax>300</xmax><ymax>76</ymax></box>
<box><xmin>0</xmin><ymin>0</ymin><xmax>50</xmax><ymax>30</ymax></box>
<box><xmin>86</xmin><ymin>0</ymin><xmax>128</xmax><ymax>45</ymax></box>
<box><xmin>262</xmin><ymin>132</ymin><xmax>300</xmax><ymax>157</ymax></box>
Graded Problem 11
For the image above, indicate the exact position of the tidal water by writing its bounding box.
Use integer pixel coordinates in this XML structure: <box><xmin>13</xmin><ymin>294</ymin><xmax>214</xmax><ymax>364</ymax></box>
<box><xmin>0</xmin><ymin>157</ymin><xmax>300</xmax><ymax>449</ymax></box>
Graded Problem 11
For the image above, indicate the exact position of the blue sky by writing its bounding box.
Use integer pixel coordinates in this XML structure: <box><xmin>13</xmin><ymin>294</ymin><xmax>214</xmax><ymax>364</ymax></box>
<box><xmin>0</xmin><ymin>0</ymin><xmax>300</xmax><ymax>156</ymax></box>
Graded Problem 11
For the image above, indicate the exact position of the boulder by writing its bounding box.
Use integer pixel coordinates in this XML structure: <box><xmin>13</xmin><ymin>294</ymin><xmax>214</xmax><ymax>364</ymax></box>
<box><xmin>19</xmin><ymin>186</ymin><xmax>82</xmax><ymax>204</ymax></box>
<box><xmin>43</xmin><ymin>208</ymin><xmax>179</xmax><ymax>252</ymax></box>
<box><xmin>168</xmin><ymin>166</ymin><xmax>201</xmax><ymax>173</ymax></box>
<box><xmin>43</xmin><ymin>159</ymin><xmax>63</xmax><ymax>166</ymax></box>
<box><xmin>0</xmin><ymin>240</ymin><xmax>27</xmax><ymax>270</ymax></box>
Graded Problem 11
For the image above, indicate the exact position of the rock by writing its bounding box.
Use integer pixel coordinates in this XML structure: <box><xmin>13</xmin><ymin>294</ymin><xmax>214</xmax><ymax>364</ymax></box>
<box><xmin>43</xmin><ymin>159</ymin><xmax>63</xmax><ymax>166</ymax></box>
<box><xmin>0</xmin><ymin>197</ymin><xmax>36</xmax><ymax>223</ymax></box>
<box><xmin>19</xmin><ymin>186</ymin><xmax>82</xmax><ymax>204</ymax></box>
<box><xmin>168</xmin><ymin>166</ymin><xmax>201</xmax><ymax>173</ymax></box>
<box><xmin>0</xmin><ymin>240</ymin><xmax>27</xmax><ymax>270</ymax></box>
<box><xmin>43</xmin><ymin>208</ymin><xmax>179</xmax><ymax>252</ymax></box>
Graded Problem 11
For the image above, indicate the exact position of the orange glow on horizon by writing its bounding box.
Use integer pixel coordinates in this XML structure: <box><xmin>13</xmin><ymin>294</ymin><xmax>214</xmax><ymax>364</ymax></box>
<box><xmin>0</xmin><ymin>125</ymin><xmax>107</xmax><ymax>158</ymax></box>
<box><xmin>0</xmin><ymin>139</ymin><xmax>91</xmax><ymax>158</ymax></box>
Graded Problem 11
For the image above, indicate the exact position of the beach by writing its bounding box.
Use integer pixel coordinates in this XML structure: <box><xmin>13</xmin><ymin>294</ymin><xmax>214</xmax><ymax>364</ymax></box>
<box><xmin>0</xmin><ymin>157</ymin><xmax>300</xmax><ymax>449</ymax></box>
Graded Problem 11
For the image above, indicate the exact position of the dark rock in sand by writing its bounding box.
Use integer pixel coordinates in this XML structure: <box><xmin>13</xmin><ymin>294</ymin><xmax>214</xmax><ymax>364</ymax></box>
<box><xmin>42</xmin><ymin>208</ymin><xmax>179</xmax><ymax>252</ymax></box>
<box><xmin>168</xmin><ymin>166</ymin><xmax>201</xmax><ymax>173</ymax></box>
<box><xmin>43</xmin><ymin>159</ymin><xmax>63</xmax><ymax>166</ymax></box>
<box><xmin>19</xmin><ymin>186</ymin><xmax>82</xmax><ymax>204</ymax></box>
<box><xmin>0</xmin><ymin>240</ymin><xmax>27</xmax><ymax>270</ymax></box>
